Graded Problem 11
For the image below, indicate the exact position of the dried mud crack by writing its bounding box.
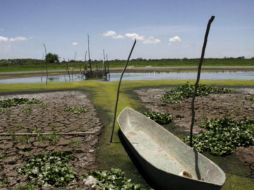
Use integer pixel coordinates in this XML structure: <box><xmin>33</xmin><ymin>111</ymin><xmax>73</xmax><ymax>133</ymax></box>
<box><xmin>0</xmin><ymin>91</ymin><xmax>102</xmax><ymax>189</ymax></box>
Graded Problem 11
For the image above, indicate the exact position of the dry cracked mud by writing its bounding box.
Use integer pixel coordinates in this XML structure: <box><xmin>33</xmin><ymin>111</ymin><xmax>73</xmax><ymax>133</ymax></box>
<box><xmin>0</xmin><ymin>91</ymin><xmax>102</xmax><ymax>189</ymax></box>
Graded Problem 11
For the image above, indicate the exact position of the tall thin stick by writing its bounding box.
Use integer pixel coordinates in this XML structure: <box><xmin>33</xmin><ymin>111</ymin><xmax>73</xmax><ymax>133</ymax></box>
<box><xmin>103</xmin><ymin>49</ymin><xmax>106</xmax><ymax>79</ymax></box>
<box><xmin>66</xmin><ymin>60</ymin><xmax>71</xmax><ymax>81</ymax></box>
<box><xmin>84</xmin><ymin>50</ymin><xmax>87</xmax><ymax>71</ymax></box>
<box><xmin>87</xmin><ymin>34</ymin><xmax>92</xmax><ymax>72</ymax></box>
<box><xmin>189</xmin><ymin>16</ymin><xmax>215</xmax><ymax>147</ymax></box>
<box><xmin>106</xmin><ymin>54</ymin><xmax>110</xmax><ymax>80</ymax></box>
<box><xmin>110</xmin><ymin>40</ymin><xmax>137</xmax><ymax>143</ymax></box>
<box><xmin>43</xmin><ymin>44</ymin><xmax>48</xmax><ymax>85</ymax></box>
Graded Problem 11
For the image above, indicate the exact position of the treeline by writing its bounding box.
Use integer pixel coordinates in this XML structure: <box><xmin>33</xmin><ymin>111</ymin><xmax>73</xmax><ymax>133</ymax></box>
<box><xmin>0</xmin><ymin>57</ymin><xmax>254</xmax><ymax>67</ymax></box>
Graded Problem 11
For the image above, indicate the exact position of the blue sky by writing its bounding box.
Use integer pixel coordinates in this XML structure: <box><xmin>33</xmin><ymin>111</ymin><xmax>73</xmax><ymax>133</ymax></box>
<box><xmin>0</xmin><ymin>0</ymin><xmax>253</xmax><ymax>60</ymax></box>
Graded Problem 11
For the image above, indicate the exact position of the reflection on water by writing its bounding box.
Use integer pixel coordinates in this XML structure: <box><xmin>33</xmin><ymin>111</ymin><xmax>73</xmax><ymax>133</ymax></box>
<box><xmin>0</xmin><ymin>71</ymin><xmax>254</xmax><ymax>84</ymax></box>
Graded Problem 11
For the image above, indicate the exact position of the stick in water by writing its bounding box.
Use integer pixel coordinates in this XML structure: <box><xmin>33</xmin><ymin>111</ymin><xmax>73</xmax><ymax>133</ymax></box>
<box><xmin>43</xmin><ymin>44</ymin><xmax>49</xmax><ymax>85</ymax></box>
<box><xmin>110</xmin><ymin>40</ymin><xmax>137</xmax><ymax>143</ymax></box>
<box><xmin>189</xmin><ymin>16</ymin><xmax>215</xmax><ymax>147</ymax></box>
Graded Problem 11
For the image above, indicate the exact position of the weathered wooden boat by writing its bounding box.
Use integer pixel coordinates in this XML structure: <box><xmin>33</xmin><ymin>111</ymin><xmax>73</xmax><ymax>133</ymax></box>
<box><xmin>117</xmin><ymin>107</ymin><xmax>226</xmax><ymax>190</ymax></box>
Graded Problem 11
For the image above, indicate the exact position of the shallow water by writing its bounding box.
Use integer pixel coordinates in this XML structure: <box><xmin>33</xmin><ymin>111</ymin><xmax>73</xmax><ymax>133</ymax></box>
<box><xmin>0</xmin><ymin>71</ymin><xmax>254</xmax><ymax>84</ymax></box>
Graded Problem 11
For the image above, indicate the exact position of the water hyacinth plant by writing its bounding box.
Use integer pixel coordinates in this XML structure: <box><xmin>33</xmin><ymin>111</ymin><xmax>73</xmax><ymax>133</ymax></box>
<box><xmin>19</xmin><ymin>152</ymin><xmax>76</xmax><ymax>187</ymax></box>
<box><xmin>64</xmin><ymin>105</ymin><xmax>87</xmax><ymax>114</ymax></box>
<box><xmin>90</xmin><ymin>168</ymin><xmax>147</xmax><ymax>190</ymax></box>
<box><xmin>161</xmin><ymin>83</ymin><xmax>231</xmax><ymax>104</ymax></box>
<box><xmin>245</xmin><ymin>95</ymin><xmax>254</xmax><ymax>101</ymax></box>
<box><xmin>185</xmin><ymin>117</ymin><xmax>254</xmax><ymax>156</ymax></box>
<box><xmin>144</xmin><ymin>111</ymin><xmax>172</xmax><ymax>125</ymax></box>
<box><xmin>0</xmin><ymin>98</ymin><xmax>41</xmax><ymax>108</ymax></box>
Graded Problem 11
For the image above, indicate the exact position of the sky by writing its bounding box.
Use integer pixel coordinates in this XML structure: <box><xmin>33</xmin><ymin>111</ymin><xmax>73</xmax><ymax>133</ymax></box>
<box><xmin>0</xmin><ymin>0</ymin><xmax>253</xmax><ymax>60</ymax></box>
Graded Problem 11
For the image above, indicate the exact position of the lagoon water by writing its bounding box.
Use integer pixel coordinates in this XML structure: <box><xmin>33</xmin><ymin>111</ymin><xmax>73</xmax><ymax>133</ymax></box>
<box><xmin>0</xmin><ymin>71</ymin><xmax>254</xmax><ymax>84</ymax></box>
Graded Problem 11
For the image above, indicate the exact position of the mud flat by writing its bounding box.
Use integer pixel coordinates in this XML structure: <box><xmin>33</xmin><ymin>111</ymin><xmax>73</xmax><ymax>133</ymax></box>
<box><xmin>0</xmin><ymin>91</ymin><xmax>102</xmax><ymax>189</ymax></box>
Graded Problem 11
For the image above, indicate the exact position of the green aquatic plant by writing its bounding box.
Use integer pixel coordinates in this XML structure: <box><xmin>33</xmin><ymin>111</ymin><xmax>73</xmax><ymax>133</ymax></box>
<box><xmin>90</xmin><ymin>168</ymin><xmax>147</xmax><ymax>190</ymax></box>
<box><xmin>245</xmin><ymin>95</ymin><xmax>254</xmax><ymax>101</ymax></box>
<box><xmin>161</xmin><ymin>83</ymin><xmax>232</xmax><ymax>104</ymax></box>
<box><xmin>185</xmin><ymin>117</ymin><xmax>254</xmax><ymax>156</ymax></box>
<box><xmin>144</xmin><ymin>111</ymin><xmax>172</xmax><ymax>125</ymax></box>
<box><xmin>64</xmin><ymin>105</ymin><xmax>87</xmax><ymax>114</ymax></box>
<box><xmin>0</xmin><ymin>98</ymin><xmax>41</xmax><ymax>108</ymax></box>
<box><xmin>19</xmin><ymin>152</ymin><xmax>76</xmax><ymax>187</ymax></box>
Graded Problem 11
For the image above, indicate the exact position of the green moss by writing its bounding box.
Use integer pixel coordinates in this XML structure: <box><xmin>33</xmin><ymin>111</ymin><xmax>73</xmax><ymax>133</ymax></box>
<box><xmin>222</xmin><ymin>174</ymin><xmax>254</xmax><ymax>190</ymax></box>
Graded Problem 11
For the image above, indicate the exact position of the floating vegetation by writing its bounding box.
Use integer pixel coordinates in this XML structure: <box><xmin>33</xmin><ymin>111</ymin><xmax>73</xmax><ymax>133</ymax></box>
<box><xmin>64</xmin><ymin>105</ymin><xmax>87</xmax><ymax>114</ymax></box>
<box><xmin>0</xmin><ymin>98</ymin><xmax>41</xmax><ymax>108</ymax></box>
<box><xmin>19</xmin><ymin>152</ymin><xmax>76</xmax><ymax>187</ymax></box>
<box><xmin>144</xmin><ymin>111</ymin><xmax>172</xmax><ymax>125</ymax></box>
<box><xmin>89</xmin><ymin>168</ymin><xmax>146</xmax><ymax>190</ymax></box>
<box><xmin>185</xmin><ymin>117</ymin><xmax>254</xmax><ymax>156</ymax></box>
<box><xmin>161</xmin><ymin>83</ymin><xmax>232</xmax><ymax>104</ymax></box>
<box><xmin>245</xmin><ymin>95</ymin><xmax>254</xmax><ymax>101</ymax></box>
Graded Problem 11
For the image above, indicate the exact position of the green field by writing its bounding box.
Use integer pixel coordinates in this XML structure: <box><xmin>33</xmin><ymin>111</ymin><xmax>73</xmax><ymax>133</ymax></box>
<box><xmin>0</xmin><ymin>79</ymin><xmax>254</xmax><ymax>189</ymax></box>
<box><xmin>0</xmin><ymin>58</ymin><xmax>254</xmax><ymax>72</ymax></box>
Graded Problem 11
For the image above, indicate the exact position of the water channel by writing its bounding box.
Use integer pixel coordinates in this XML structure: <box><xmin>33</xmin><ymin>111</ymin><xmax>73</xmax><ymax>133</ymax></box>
<box><xmin>0</xmin><ymin>71</ymin><xmax>253</xmax><ymax>84</ymax></box>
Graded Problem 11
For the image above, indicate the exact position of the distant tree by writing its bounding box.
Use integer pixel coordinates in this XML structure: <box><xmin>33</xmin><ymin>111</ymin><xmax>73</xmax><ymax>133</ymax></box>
<box><xmin>45</xmin><ymin>53</ymin><xmax>59</xmax><ymax>63</ymax></box>
<box><xmin>236</xmin><ymin>56</ymin><xmax>245</xmax><ymax>59</ymax></box>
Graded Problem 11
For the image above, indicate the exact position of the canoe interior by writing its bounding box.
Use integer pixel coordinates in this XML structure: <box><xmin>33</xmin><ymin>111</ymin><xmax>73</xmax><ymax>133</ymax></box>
<box><xmin>118</xmin><ymin>107</ymin><xmax>226</xmax><ymax>186</ymax></box>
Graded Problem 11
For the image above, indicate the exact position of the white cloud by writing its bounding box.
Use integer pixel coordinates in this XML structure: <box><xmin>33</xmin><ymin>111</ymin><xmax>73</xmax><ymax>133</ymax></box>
<box><xmin>125</xmin><ymin>33</ymin><xmax>144</xmax><ymax>41</ymax></box>
<box><xmin>103</xmin><ymin>30</ymin><xmax>117</xmax><ymax>37</ymax></box>
<box><xmin>169</xmin><ymin>35</ymin><xmax>182</xmax><ymax>43</ymax></box>
<box><xmin>103</xmin><ymin>30</ymin><xmax>160</xmax><ymax>44</ymax></box>
<box><xmin>72</xmin><ymin>42</ymin><xmax>78</xmax><ymax>46</ymax></box>
<box><xmin>0</xmin><ymin>36</ymin><xmax>8</xmax><ymax>43</ymax></box>
<box><xmin>112</xmin><ymin>34</ymin><xmax>124</xmax><ymax>39</ymax></box>
<box><xmin>143</xmin><ymin>36</ymin><xmax>161</xmax><ymax>44</ymax></box>
<box><xmin>103</xmin><ymin>30</ymin><xmax>124</xmax><ymax>39</ymax></box>
<box><xmin>9</xmin><ymin>36</ymin><xmax>28</xmax><ymax>42</ymax></box>
<box><xmin>0</xmin><ymin>35</ymin><xmax>28</xmax><ymax>43</ymax></box>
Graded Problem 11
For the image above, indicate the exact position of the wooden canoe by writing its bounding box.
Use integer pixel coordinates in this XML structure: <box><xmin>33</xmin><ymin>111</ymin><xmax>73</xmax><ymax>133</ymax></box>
<box><xmin>117</xmin><ymin>107</ymin><xmax>226</xmax><ymax>190</ymax></box>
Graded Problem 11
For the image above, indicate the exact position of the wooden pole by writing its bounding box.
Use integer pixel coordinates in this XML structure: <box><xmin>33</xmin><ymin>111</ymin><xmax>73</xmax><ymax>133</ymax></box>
<box><xmin>84</xmin><ymin>50</ymin><xmax>87</xmax><ymax>71</ymax></box>
<box><xmin>87</xmin><ymin>34</ymin><xmax>92</xmax><ymax>72</ymax></box>
<box><xmin>189</xmin><ymin>16</ymin><xmax>215</xmax><ymax>147</ymax></box>
<box><xmin>110</xmin><ymin>40</ymin><xmax>137</xmax><ymax>143</ymax></box>
<box><xmin>103</xmin><ymin>49</ymin><xmax>106</xmax><ymax>79</ymax></box>
<box><xmin>106</xmin><ymin>54</ymin><xmax>110</xmax><ymax>80</ymax></box>
<box><xmin>43</xmin><ymin>44</ymin><xmax>48</xmax><ymax>85</ymax></box>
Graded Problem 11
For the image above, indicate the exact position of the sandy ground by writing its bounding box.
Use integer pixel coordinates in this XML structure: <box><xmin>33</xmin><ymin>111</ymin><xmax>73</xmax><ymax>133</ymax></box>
<box><xmin>135</xmin><ymin>87</ymin><xmax>254</xmax><ymax>177</ymax></box>
<box><xmin>0</xmin><ymin>91</ymin><xmax>102</xmax><ymax>189</ymax></box>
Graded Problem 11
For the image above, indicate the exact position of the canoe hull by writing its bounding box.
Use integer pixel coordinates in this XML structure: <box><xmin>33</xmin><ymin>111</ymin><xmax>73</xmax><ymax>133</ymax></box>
<box><xmin>118</xmin><ymin>107</ymin><xmax>225</xmax><ymax>190</ymax></box>
<box><xmin>120</xmin><ymin>130</ymin><xmax>222</xmax><ymax>190</ymax></box>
